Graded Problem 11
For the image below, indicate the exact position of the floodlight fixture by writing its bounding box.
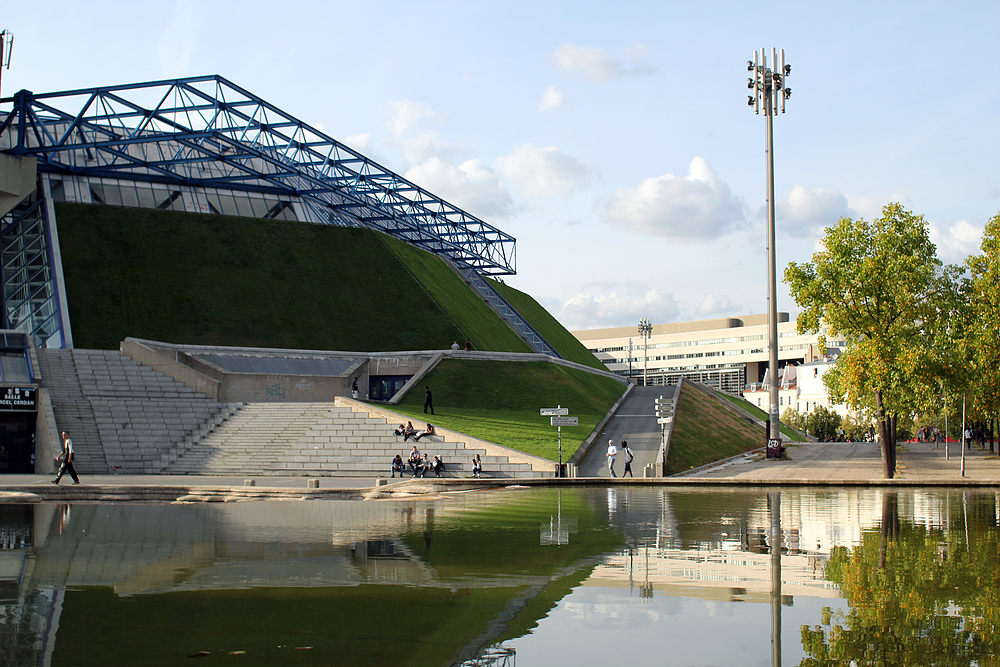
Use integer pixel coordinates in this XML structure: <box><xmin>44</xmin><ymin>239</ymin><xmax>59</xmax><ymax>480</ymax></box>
<box><xmin>744</xmin><ymin>47</ymin><xmax>791</xmax><ymax>447</ymax></box>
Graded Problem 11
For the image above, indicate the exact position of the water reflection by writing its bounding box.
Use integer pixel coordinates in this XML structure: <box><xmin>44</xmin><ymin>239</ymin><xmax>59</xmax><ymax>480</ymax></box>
<box><xmin>0</xmin><ymin>487</ymin><xmax>996</xmax><ymax>666</ymax></box>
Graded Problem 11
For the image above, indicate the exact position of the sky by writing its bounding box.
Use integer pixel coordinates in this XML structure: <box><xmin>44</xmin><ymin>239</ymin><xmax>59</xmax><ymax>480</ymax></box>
<box><xmin>2</xmin><ymin>1</ymin><xmax>999</xmax><ymax>332</ymax></box>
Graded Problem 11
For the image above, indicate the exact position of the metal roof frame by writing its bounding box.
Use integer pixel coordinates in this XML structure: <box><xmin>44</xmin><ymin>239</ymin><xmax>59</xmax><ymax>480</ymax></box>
<box><xmin>0</xmin><ymin>75</ymin><xmax>515</xmax><ymax>274</ymax></box>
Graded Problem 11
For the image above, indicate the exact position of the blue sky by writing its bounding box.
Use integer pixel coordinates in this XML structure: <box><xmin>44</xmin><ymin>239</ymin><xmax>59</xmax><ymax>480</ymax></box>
<box><xmin>3</xmin><ymin>1</ymin><xmax>999</xmax><ymax>331</ymax></box>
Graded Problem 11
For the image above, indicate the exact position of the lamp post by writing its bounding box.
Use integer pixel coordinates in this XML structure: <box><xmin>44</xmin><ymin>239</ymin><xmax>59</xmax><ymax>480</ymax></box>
<box><xmin>747</xmin><ymin>47</ymin><xmax>791</xmax><ymax>448</ymax></box>
<box><xmin>637</xmin><ymin>318</ymin><xmax>652</xmax><ymax>387</ymax></box>
<box><xmin>628</xmin><ymin>337</ymin><xmax>633</xmax><ymax>381</ymax></box>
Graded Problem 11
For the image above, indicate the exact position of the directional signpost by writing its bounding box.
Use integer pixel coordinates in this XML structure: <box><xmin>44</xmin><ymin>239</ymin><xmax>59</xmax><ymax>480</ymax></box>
<box><xmin>541</xmin><ymin>405</ymin><xmax>577</xmax><ymax>477</ymax></box>
<box><xmin>655</xmin><ymin>395</ymin><xmax>675</xmax><ymax>475</ymax></box>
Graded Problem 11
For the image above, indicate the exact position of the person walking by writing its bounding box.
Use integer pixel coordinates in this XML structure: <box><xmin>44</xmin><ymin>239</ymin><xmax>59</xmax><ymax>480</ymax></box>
<box><xmin>424</xmin><ymin>386</ymin><xmax>434</xmax><ymax>415</ymax></box>
<box><xmin>606</xmin><ymin>439</ymin><xmax>618</xmax><ymax>478</ymax></box>
<box><xmin>621</xmin><ymin>440</ymin><xmax>634</xmax><ymax>478</ymax></box>
<box><xmin>52</xmin><ymin>431</ymin><xmax>80</xmax><ymax>485</ymax></box>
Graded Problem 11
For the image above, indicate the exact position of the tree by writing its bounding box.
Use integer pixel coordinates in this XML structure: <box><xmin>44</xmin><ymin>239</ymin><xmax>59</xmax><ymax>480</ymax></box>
<box><xmin>785</xmin><ymin>203</ymin><xmax>944</xmax><ymax>478</ymax></box>
<box><xmin>965</xmin><ymin>213</ymin><xmax>1000</xmax><ymax>441</ymax></box>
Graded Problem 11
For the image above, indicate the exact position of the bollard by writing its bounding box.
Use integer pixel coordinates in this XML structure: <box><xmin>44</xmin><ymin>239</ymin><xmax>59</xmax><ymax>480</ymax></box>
<box><xmin>643</xmin><ymin>464</ymin><xmax>655</xmax><ymax>478</ymax></box>
<box><xmin>307</xmin><ymin>479</ymin><xmax>319</xmax><ymax>489</ymax></box>
<box><xmin>243</xmin><ymin>479</ymin><xmax>255</xmax><ymax>487</ymax></box>
<box><xmin>375</xmin><ymin>478</ymin><xmax>388</xmax><ymax>487</ymax></box>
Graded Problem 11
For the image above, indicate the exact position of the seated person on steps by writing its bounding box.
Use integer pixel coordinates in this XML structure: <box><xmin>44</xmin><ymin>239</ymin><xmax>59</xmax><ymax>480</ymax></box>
<box><xmin>391</xmin><ymin>454</ymin><xmax>404</xmax><ymax>478</ymax></box>
<box><xmin>471</xmin><ymin>453</ymin><xmax>483</xmax><ymax>478</ymax></box>
<box><xmin>432</xmin><ymin>455</ymin><xmax>444</xmax><ymax>477</ymax></box>
<box><xmin>408</xmin><ymin>445</ymin><xmax>421</xmax><ymax>472</ymax></box>
<box><xmin>414</xmin><ymin>423</ymin><xmax>436</xmax><ymax>442</ymax></box>
<box><xmin>403</xmin><ymin>421</ymin><xmax>416</xmax><ymax>441</ymax></box>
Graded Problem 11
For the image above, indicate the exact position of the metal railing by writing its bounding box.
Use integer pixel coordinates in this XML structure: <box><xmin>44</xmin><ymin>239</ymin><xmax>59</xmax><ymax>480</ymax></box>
<box><xmin>458</xmin><ymin>265</ymin><xmax>561</xmax><ymax>359</ymax></box>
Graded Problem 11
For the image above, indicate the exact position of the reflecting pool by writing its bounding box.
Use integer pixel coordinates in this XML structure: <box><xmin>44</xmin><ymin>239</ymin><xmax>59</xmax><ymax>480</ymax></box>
<box><xmin>2</xmin><ymin>486</ymin><xmax>999</xmax><ymax>666</ymax></box>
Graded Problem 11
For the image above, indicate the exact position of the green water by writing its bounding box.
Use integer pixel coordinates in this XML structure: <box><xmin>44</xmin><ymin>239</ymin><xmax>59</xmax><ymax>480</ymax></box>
<box><xmin>1</xmin><ymin>486</ymin><xmax>998</xmax><ymax>666</ymax></box>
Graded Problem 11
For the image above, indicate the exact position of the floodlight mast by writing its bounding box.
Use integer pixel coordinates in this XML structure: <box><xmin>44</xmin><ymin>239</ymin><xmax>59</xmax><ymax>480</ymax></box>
<box><xmin>746</xmin><ymin>48</ymin><xmax>790</xmax><ymax>447</ymax></box>
<box><xmin>0</xmin><ymin>30</ymin><xmax>13</xmax><ymax>100</ymax></box>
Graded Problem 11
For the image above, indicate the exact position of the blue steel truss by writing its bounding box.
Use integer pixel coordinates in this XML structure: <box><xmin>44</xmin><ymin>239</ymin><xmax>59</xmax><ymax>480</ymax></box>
<box><xmin>0</xmin><ymin>75</ymin><xmax>515</xmax><ymax>274</ymax></box>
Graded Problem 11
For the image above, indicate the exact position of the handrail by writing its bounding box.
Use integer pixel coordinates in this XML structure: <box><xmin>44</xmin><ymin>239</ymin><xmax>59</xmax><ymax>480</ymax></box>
<box><xmin>457</xmin><ymin>265</ymin><xmax>561</xmax><ymax>359</ymax></box>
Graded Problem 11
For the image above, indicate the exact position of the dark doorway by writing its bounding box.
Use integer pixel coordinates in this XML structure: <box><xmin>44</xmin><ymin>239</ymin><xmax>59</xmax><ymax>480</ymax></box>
<box><xmin>0</xmin><ymin>413</ymin><xmax>35</xmax><ymax>473</ymax></box>
<box><xmin>368</xmin><ymin>376</ymin><xmax>411</xmax><ymax>402</ymax></box>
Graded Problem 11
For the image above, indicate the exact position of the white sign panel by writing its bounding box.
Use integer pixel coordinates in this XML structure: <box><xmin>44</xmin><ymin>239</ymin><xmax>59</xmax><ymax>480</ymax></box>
<box><xmin>657</xmin><ymin>417</ymin><xmax>674</xmax><ymax>425</ymax></box>
<box><xmin>540</xmin><ymin>407</ymin><xmax>569</xmax><ymax>416</ymax></box>
<box><xmin>550</xmin><ymin>416</ymin><xmax>579</xmax><ymax>426</ymax></box>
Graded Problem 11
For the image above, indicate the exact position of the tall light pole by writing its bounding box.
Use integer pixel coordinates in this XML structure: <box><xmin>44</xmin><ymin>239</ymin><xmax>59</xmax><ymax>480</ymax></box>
<box><xmin>747</xmin><ymin>48</ymin><xmax>791</xmax><ymax>450</ymax></box>
<box><xmin>638</xmin><ymin>318</ymin><xmax>652</xmax><ymax>387</ymax></box>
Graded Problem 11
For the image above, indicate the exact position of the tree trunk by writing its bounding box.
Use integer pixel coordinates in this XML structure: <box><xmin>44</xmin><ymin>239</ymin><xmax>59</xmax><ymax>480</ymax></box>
<box><xmin>875</xmin><ymin>390</ymin><xmax>895</xmax><ymax>478</ymax></box>
<box><xmin>889</xmin><ymin>414</ymin><xmax>898</xmax><ymax>471</ymax></box>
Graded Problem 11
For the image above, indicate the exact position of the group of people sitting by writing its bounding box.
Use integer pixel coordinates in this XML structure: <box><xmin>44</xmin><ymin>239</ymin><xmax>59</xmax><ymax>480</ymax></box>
<box><xmin>389</xmin><ymin>447</ymin><xmax>484</xmax><ymax>479</ymax></box>
<box><xmin>392</xmin><ymin>445</ymin><xmax>444</xmax><ymax>478</ymax></box>
<box><xmin>394</xmin><ymin>421</ymin><xmax>435</xmax><ymax>442</ymax></box>
<box><xmin>390</xmin><ymin>420</ymin><xmax>485</xmax><ymax>478</ymax></box>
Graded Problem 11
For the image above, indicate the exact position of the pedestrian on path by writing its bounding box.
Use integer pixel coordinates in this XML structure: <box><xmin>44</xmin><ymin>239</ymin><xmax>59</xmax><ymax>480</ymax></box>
<box><xmin>52</xmin><ymin>431</ymin><xmax>80</xmax><ymax>485</ymax></box>
<box><xmin>424</xmin><ymin>386</ymin><xmax>434</xmax><ymax>415</ymax></box>
<box><xmin>606</xmin><ymin>439</ymin><xmax>618</xmax><ymax>478</ymax></box>
<box><xmin>621</xmin><ymin>440</ymin><xmax>634</xmax><ymax>478</ymax></box>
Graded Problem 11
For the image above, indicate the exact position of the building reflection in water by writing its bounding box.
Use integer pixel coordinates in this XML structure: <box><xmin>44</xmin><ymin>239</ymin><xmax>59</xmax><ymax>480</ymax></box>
<box><xmin>0</xmin><ymin>487</ymin><xmax>997</xmax><ymax>666</ymax></box>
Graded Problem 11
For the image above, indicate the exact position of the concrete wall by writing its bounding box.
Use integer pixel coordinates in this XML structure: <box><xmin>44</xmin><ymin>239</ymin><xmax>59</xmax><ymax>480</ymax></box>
<box><xmin>122</xmin><ymin>338</ymin><xmax>441</xmax><ymax>404</ymax></box>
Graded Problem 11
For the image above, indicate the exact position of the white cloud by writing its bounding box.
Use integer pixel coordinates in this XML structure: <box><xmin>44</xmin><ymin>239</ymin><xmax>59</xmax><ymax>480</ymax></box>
<box><xmin>603</xmin><ymin>157</ymin><xmax>748</xmax><ymax>240</ymax></box>
<box><xmin>405</xmin><ymin>157</ymin><xmax>515</xmax><ymax>219</ymax></box>
<box><xmin>495</xmin><ymin>144</ymin><xmax>594</xmax><ymax>199</ymax></box>
<box><xmin>551</xmin><ymin>42</ymin><xmax>656</xmax><ymax>82</ymax></box>
<box><xmin>930</xmin><ymin>218</ymin><xmax>983</xmax><ymax>264</ymax></box>
<box><xmin>557</xmin><ymin>282</ymin><xmax>680</xmax><ymax>330</ymax></box>
<box><xmin>695</xmin><ymin>293</ymin><xmax>736</xmax><ymax>317</ymax></box>
<box><xmin>778</xmin><ymin>185</ymin><xmax>855</xmax><ymax>237</ymax></box>
<box><xmin>385</xmin><ymin>99</ymin><xmax>461</xmax><ymax>165</ymax></box>
<box><xmin>343</xmin><ymin>133</ymin><xmax>373</xmax><ymax>154</ymax></box>
<box><xmin>539</xmin><ymin>85</ymin><xmax>564</xmax><ymax>111</ymax></box>
<box><xmin>846</xmin><ymin>191</ymin><xmax>912</xmax><ymax>220</ymax></box>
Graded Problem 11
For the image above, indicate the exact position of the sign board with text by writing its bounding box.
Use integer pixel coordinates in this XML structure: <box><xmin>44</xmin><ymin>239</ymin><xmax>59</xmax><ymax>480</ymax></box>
<box><xmin>0</xmin><ymin>386</ymin><xmax>36</xmax><ymax>412</ymax></box>
<box><xmin>540</xmin><ymin>407</ymin><xmax>569</xmax><ymax>416</ymax></box>
<box><xmin>550</xmin><ymin>416</ymin><xmax>579</xmax><ymax>427</ymax></box>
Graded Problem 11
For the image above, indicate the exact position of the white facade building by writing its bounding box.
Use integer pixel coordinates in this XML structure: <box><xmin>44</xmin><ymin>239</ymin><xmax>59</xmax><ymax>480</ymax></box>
<box><xmin>572</xmin><ymin>313</ymin><xmax>845</xmax><ymax>397</ymax></box>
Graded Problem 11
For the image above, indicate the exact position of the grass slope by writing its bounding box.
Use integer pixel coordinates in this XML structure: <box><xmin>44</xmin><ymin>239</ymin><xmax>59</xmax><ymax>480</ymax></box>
<box><xmin>377</xmin><ymin>234</ymin><xmax>530</xmax><ymax>353</ymax></box>
<box><xmin>667</xmin><ymin>382</ymin><xmax>765</xmax><ymax>473</ymax></box>
<box><xmin>56</xmin><ymin>203</ymin><xmax>530</xmax><ymax>352</ymax></box>
<box><xmin>488</xmin><ymin>278</ymin><xmax>604</xmax><ymax>369</ymax></box>
<box><xmin>391</xmin><ymin>359</ymin><xmax>625</xmax><ymax>460</ymax></box>
<box><xmin>714</xmin><ymin>390</ymin><xmax>800</xmax><ymax>439</ymax></box>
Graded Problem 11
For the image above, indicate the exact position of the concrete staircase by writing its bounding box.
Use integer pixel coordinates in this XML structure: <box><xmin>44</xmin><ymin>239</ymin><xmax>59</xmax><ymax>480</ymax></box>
<box><xmin>36</xmin><ymin>349</ymin><xmax>236</xmax><ymax>474</ymax></box>
<box><xmin>163</xmin><ymin>402</ymin><xmax>545</xmax><ymax>478</ymax></box>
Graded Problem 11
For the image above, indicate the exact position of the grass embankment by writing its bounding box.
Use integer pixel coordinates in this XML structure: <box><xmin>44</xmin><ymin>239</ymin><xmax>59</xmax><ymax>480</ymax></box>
<box><xmin>667</xmin><ymin>383</ymin><xmax>765</xmax><ymax>473</ymax></box>
<box><xmin>714</xmin><ymin>390</ymin><xmax>800</xmax><ymax>440</ymax></box>
<box><xmin>391</xmin><ymin>359</ymin><xmax>625</xmax><ymax>460</ymax></box>
<box><xmin>377</xmin><ymin>234</ymin><xmax>530</xmax><ymax>353</ymax></box>
<box><xmin>488</xmin><ymin>278</ymin><xmax>604</xmax><ymax>370</ymax></box>
<box><xmin>56</xmin><ymin>203</ymin><xmax>530</xmax><ymax>353</ymax></box>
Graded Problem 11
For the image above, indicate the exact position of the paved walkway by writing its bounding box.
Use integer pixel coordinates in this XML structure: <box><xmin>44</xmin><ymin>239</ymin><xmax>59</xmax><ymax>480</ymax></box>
<box><xmin>1</xmin><ymin>439</ymin><xmax>997</xmax><ymax>501</ymax></box>
<box><xmin>578</xmin><ymin>386</ymin><xmax>674</xmax><ymax>478</ymax></box>
<box><xmin>681</xmin><ymin>439</ymin><xmax>1000</xmax><ymax>484</ymax></box>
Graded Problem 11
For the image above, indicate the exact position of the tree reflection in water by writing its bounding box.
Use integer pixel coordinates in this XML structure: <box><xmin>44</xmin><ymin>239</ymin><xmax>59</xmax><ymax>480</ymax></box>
<box><xmin>799</xmin><ymin>491</ymin><xmax>1000</xmax><ymax>666</ymax></box>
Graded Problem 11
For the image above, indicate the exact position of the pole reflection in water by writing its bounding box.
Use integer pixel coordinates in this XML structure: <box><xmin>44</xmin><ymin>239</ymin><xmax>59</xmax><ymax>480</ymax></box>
<box><xmin>769</xmin><ymin>490</ymin><xmax>782</xmax><ymax>667</ymax></box>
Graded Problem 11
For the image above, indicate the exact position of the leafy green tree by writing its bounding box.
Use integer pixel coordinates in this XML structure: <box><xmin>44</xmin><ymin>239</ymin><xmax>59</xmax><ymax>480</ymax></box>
<box><xmin>965</xmin><ymin>213</ymin><xmax>1000</xmax><ymax>437</ymax></box>
<box><xmin>782</xmin><ymin>407</ymin><xmax>806</xmax><ymax>433</ymax></box>
<box><xmin>807</xmin><ymin>405</ymin><xmax>843</xmax><ymax>441</ymax></box>
<box><xmin>785</xmin><ymin>203</ymin><xmax>945</xmax><ymax>478</ymax></box>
